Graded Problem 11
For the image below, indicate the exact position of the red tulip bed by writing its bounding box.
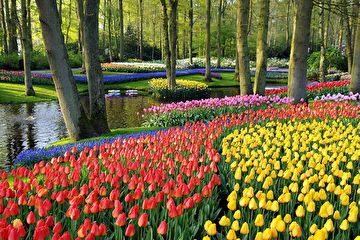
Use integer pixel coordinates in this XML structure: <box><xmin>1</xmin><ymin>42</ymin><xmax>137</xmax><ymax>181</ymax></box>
<box><xmin>0</xmin><ymin>101</ymin><xmax>359</xmax><ymax>240</ymax></box>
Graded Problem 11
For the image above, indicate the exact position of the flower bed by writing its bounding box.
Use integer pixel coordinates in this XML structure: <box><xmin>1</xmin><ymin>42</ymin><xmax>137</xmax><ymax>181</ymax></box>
<box><xmin>149</xmin><ymin>78</ymin><xmax>209</xmax><ymax>101</ymax></box>
<box><xmin>0</xmin><ymin>70</ymin><xmax>53</xmax><ymax>85</ymax></box>
<box><xmin>1</xmin><ymin>101</ymin><xmax>359</xmax><ymax>239</ymax></box>
<box><xmin>265</xmin><ymin>80</ymin><xmax>350</xmax><ymax>97</ymax></box>
<box><xmin>204</xmin><ymin>117</ymin><xmax>360</xmax><ymax>239</ymax></box>
<box><xmin>101</xmin><ymin>63</ymin><xmax>167</xmax><ymax>73</ymax></box>
<box><xmin>143</xmin><ymin>95</ymin><xmax>292</xmax><ymax>127</ymax></box>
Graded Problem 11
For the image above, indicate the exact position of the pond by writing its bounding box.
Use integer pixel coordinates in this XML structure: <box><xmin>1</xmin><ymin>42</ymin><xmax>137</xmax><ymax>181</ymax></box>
<box><xmin>0</xmin><ymin>85</ymin><xmax>284</xmax><ymax>168</ymax></box>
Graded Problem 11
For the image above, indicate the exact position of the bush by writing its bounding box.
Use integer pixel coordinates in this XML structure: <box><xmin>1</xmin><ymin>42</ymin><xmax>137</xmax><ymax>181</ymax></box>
<box><xmin>0</xmin><ymin>53</ymin><xmax>21</xmax><ymax>70</ymax></box>
<box><xmin>307</xmin><ymin>48</ymin><xmax>347</xmax><ymax>72</ymax></box>
<box><xmin>149</xmin><ymin>78</ymin><xmax>209</xmax><ymax>101</ymax></box>
<box><xmin>68</xmin><ymin>51</ymin><xmax>82</xmax><ymax>68</ymax></box>
<box><xmin>31</xmin><ymin>51</ymin><xmax>49</xmax><ymax>70</ymax></box>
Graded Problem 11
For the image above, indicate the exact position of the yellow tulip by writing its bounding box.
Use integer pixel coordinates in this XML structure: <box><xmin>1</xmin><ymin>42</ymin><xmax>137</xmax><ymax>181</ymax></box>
<box><xmin>202</xmin><ymin>236</ymin><xmax>211</xmax><ymax>240</ymax></box>
<box><xmin>204</xmin><ymin>220</ymin><xmax>212</xmax><ymax>231</ymax></box>
<box><xmin>231</xmin><ymin>220</ymin><xmax>240</xmax><ymax>231</ymax></box>
<box><xmin>239</xmin><ymin>196</ymin><xmax>249</xmax><ymax>207</ymax></box>
<box><xmin>233</xmin><ymin>210</ymin><xmax>241</xmax><ymax>220</ymax></box>
<box><xmin>309</xmin><ymin>224</ymin><xmax>317</xmax><ymax>234</ymax></box>
<box><xmin>295</xmin><ymin>205</ymin><xmax>305</xmax><ymax>217</ymax></box>
<box><xmin>306</xmin><ymin>201</ymin><xmax>316</xmax><ymax>213</ymax></box>
<box><xmin>249</xmin><ymin>198</ymin><xmax>258</xmax><ymax>210</ymax></box>
<box><xmin>339</xmin><ymin>219</ymin><xmax>349</xmax><ymax>230</ymax></box>
<box><xmin>263</xmin><ymin>228</ymin><xmax>272</xmax><ymax>240</ymax></box>
<box><xmin>275</xmin><ymin>219</ymin><xmax>286</xmax><ymax>232</ymax></box>
<box><xmin>284</xmin><ymin>214</ymin><xmax>292</xmax><ymax>224</ymax></box>
<box><xmin>333</xmin><ymin>210</ymin><xmax>341</xmax><ymax>220</ymax></box>
<box><xmin>290</xmin><ymin>222</ymin><xmax>302</xmax><ymax>238</ymax></box>
<box><xmin>340</xmin><ymin>193</ymin><xmax>349</xmax><ymax>206</ymax></box>
<box><xmin>227</xmin><ymin>200</ymin><xmax>237</xmax><ymax>211</ymax></box>
<box><xmin>219</xmin><ymin>216</ymin><xmax>231</xmax><ymax>227</ymax></box>
<box><xmin>266</xmin><ymin>190</ymin><xmax>274</xmax><ymax>200</ymax></box>
<box><xmin>324</xmin><ymin>219</ymin><xmax>334</xmax><ymax>232</ymax></box>
<box><xmin>226</xmin><ymin>229</ymin><xmax>237</xmax><ymax>240</ymax></box>
<box><xmin>255</xmin><ymin>232</ymin><xmax>263</xmax><ymax>240</ymax></box>
<box><xmin>206</xmin><ymin>223</ymin><xmax>217</xmax><ymax>236</ymax></box>
<box><xmin>233</xmin><ymin>183</ymin><xmax>240</xmax><ymax>192</ymax></box>
<box><xmin>255</xmin><ymin>214</ymin><xmax>264</xmax><ymax>227</ymax></box>
<box><xmin>240</xmin><ymin>222</ymin><xmax>249</xmax><ymax>235</ymax></box>
<box><xmin>348</xmin><ymin>206</ymin><xmax>358</xmax><ymax>223</ymax></box>
<box><xmin>270</xmin><ymin>201</ymin><xmax>279</xmax><ymax>212</ymax></box>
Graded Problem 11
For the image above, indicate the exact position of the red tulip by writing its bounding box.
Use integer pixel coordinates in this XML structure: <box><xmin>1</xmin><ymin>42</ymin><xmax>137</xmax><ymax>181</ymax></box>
<box><xmin>128</xmin><ymin>205</ymin><xmax>139</xmax><ymax>219</ymax></box>
<box><xmin>78</xmin><ymin>225</ymin><xmax>87</xmax><ymax>238</ymax></box>
<box><xmin>45</xmin><ymin>216</ymin><xmax>54</xmax><ymax>227</ymax></box>
<box><xmin>98</xmin><ymin>224</ymin><xmax>107</xmax><ymax>236</ymax></box>
<box><xmin>138</xmin><ymin>213</ymin><xmax>148</xmax><ymax>227</ymax></box>
<box><xmin>53</xmin><ymin>222</ymin><xmax>63</xmax><ymax>234</ymax></box>
<box><xmin>125</xmin><ymin>224</ymin><xmax>136</xmax><ymax>237</ymax></box>
<box><xmin>115</xmin><ymin>213</ymin><xmax>127</xmax><ymax>227</ymax></box>
<box><xmin>26</xmin><ymin>211</ymin><xmax>36</xmax><ymax>224</ymax></box>
<box><xmin>157</xmin><ymin>221</ymin><xmax>167</xmax><ymax>235</ymax></box>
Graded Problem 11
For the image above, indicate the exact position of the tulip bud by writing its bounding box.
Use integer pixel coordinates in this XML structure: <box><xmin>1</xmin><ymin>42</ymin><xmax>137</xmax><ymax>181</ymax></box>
<box><xmin>125</xmin><ymin>224</ymin><xmax>136</xmax><ymax>238</ymax></box>
<box><xmin>157</xmin><ymin>221</ymin><xmax>167</xmax><ymax>235</ymax></box>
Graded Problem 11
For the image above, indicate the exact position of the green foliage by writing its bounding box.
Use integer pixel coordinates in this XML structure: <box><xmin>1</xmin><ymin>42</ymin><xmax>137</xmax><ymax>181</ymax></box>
<box><xmin>31</xmin><ymin>51</ymin><xmax>50</xmax><ymax>70</ymax></box>
<box><xmin>68</xmin><ymin>51</ymin><xmax>83</xmax><ymax>68</ymax></box>
<box><xmin>0</xmin><ymin>53</ymin><xmax>21</xmax><ymax>70</ymax></box>
<box><xmin>307</xmin><ymin>48</ymin><xmax>347</xmax><ymax>71</ymax></box>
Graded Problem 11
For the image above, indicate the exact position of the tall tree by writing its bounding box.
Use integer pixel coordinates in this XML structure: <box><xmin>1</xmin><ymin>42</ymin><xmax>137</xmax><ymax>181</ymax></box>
<box><xmin>82</xmin><ymin>0</ymin><xmax>110</xmax><ymax>134</ymax></box>
<box><xmin>216</xmin><ymin>0</ymin><xmax>223</xmax><ymax>68</ymax></box>
<box><xmin>288</xmin><ymin>0</ymin><xmax>313</xmax><ymax>103</ymax></box>
<box><xmin>236</xmin><ymin>0</ymin><xmax>252</xmax><ymax>95</ymax></box>
<box><xmin>342</xmin><ymin>0</ymin><xmax>353</xmax><ymax>72</ymax></box>
<box><xmin>118</xmin><ymin>0</ymin><xmax>124</xmax><ymax>61</ymax></box>
<box><xmin>139</xmin><ymin>0</ymin><xmax>144</xmax><ymax>60</ymax></box>
<box><xmin>8</xmin><ymin>0</ymin><xmax>17</xmax><ymax>53</ymax></box>
<box><xmin>253</xmin><ymin>0</ymin><xmax>270</xmax><ymax>95</ymax></box>
<box><xmin>0</xmin><ymin>0</ymin><xmax>8</xmax><ymax>54</ymax></box>
<box><xmin>65</xmin><ymin>0</ymin><xmax>73</xmax><ymax>45</ymax></box>
<box><xmin>205</xmin><ymin>0</ymin><xmax>212</xmax><ymax>81</ymax></box>
<box><xmin>20</xmin><ymin>0</ymin><xmax>35</xmax><ymax>96</ymax></box>
<box><xmin>319</xmin><ymin>0</ymin><xmax>331</xmax><ymax>82</ymax></box>
<box><xmin>160</xmin><ymin>0</ymin><xmax>179</xmax><ymax>89</ymax></box>
<box><xmin>107</xmin><ymin>0</ymin><xmax>113</xmax><ymax>62</ymax></box>
<box><xmin>35</xmin><ymin>0</ymin><xmax>97</xmax><ymax>141</ymax></box>
<box><xmin>188</xmin><ymin>0</ymin><xmax>193</xmax><ymax>65</ymax></box>
<box><xmin>351</xmin><ymin>5</ymin><xmax>360</xmax><ymax>93</ymax></box>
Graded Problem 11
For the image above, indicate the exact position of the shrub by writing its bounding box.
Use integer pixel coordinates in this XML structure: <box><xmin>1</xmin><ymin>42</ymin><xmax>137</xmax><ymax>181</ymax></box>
<box><xmin>31</xmin><ymin>51</ymin><xmax>49</xmax><ymax>70</ymax></box>
<box><xmin>0</xmin><ymin>53</ymin><xmax>21</xmax><ymax>70</ymax></box>
<box><xmin>149</xmin><ymin>78</ymin><xmax>209</xmax><ymax>101</ymax></box>
<box><xmin>307</xmin><ymin>48</ymin><xmax>347</xmax><ymax>72</ymax></box>
<box><xmin>68</xmin><ymin>51</ymin><xmax>82</xmax><ymax>68</ymax></box>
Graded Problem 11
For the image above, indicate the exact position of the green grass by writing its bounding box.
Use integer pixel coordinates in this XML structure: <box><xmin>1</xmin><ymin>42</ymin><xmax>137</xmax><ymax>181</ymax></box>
<box><xmin>49</xmin><ymin>126</ymin><xmax>163</xmax><ymax>146</ymax></box>
<box><xmin>0</xmin><ymin>83</ymin><xmax>58</xmax><ymax>103</ymax></box>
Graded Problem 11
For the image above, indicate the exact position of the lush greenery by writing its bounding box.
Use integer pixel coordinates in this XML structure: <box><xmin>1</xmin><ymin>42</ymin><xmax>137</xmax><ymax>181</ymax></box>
<box><xmin>307</xmin><ymin>48</ymin><xmax>347</xmax><ymax>72</ymax></box>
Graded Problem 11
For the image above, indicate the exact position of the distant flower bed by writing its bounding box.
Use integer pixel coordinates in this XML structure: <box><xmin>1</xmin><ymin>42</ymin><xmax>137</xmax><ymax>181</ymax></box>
<box><xmin>149</xmin><ymin>78</ymin><xmax>209</xmax><ymax>101</ymax></box>
<box><xmin>0</xmin><ymin>70</ymin><xmax>53</xmax><ymax>85</ymax></box>
<box><xmin>143</xmin><ymin>95</ymin><xmax>292</xmax><ymax>127</ymax></box>
<box><xmin>265</xmin><ymin>80</ymin><xmax>351</xmax><ymax>98</ymax></box>
<box><xmin>101</xmin><ymin>63</ymin><xmax>167</xmax><ymax>73</ymax></box>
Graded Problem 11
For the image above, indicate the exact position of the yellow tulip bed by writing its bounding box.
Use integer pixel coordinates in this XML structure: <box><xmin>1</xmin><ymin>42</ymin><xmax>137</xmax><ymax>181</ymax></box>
<box><xmin>204</xmin><ymin>119</ymin><xmax>360</xmax><ymax>240</ymax></box>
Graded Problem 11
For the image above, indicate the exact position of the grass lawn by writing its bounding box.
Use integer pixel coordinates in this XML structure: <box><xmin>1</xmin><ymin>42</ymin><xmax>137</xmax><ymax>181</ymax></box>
<box><xmin>49</xmin><ymin>126</ymin><xmax>163</xmax><ymax>146</ymax></box>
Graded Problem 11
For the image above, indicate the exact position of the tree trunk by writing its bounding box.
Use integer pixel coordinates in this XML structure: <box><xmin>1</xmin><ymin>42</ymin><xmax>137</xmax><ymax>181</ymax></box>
<box><xmin>83</xmin><ymin>0</ymin><xmax>110</xmax><ymax>134</ymax></box>
<box><xmin>285</xmin><ymin>0</ymin><xmax>291</xmax><ymax>49</ymax></box>
<box><xmin>139</xmin><ymin>0</ymin><xmax>143</xmax><ymax>60</ymax></box>
<box><xmin>21</xmin><ymin>0</ymin><xmax>35</xmax><ymax>96</ymax></box>
<box><xmin>102</xmin><ymin>0</ymin><xmax>106</xmax><ymax>51</ymax></box>
<box><xmin>77</xmin><ymin>0</ymin><xmax>85</xmax><ymax>70</ymax></box>
<box><xmin>205</xmin><ymin>0</ymin><xmax>211</xmax><ymax>81</ymax></box>
<box><xmin>0</xmin><ymin>0</ymin><xmax>8</xmax><ymax>54</ymax></box>
<box><xmin>182</xmin><ymin>11</ymin><xmax>186</xmax><ymax>59</ymax></box>
<box><xmin>118</xmin><ymin>0</ymin><xmax>124</xmax><ymax>61</ymax></box>
<box><xmin>288</xmin><ymin>0</ymin><xmax>313</xmax><ymax>103</ymax></box>
<box><xmin>35</xmin><ymin>0</ymin><xmax>97</xmax><ymax>141</ymax></box>
<box><xmin>169</xmin><ymin>0</ymin><xmax>178</xmax><ymax>88</ymax></box>
<box><xmin>343</xmin><ymin>0</ymin><xmax>353</xmax><ymax>72</ymax></box>
<box><xmin>236</xmin><ymin>0</ymin><xmax>252</xmax><ymax>95</ymax></box>
<box><xmin>234</xmin><ymin>49</ymin><xmax>239</xmax><ymax>81</ymax></box>
<box><xmin>254</xmin><ymin>0</ymin><xmax>270</xmax><ymax>95</ymax></box>
<box><xmin>65</xmin><ymin>0</ymin><xmax>72</xmax><ymax>45</ymax></box>
<box><xmin>338</xmin><ymin>17</ymin><xmax>343</xmax><ymax>50</ymax></box>
<box><xmin>319</xmin><ymin>0</ymin><xmax>327</xmax><ymax>82</ymax></box>
<box><xmin>188</xmin><ymin>0</ymin><xmax>193</xmax><ymax>65</ymax></box>
<box><xmin>26</xmin><ymin>0</ymin><xmax>32</xmax><ymax>50</ymax></box>
<box><xmin>216</xmin><ymin>0</ymin><xmax>223</xmax><ymax>68</ymax></box>
<box><xmin>107</xmin><ymin>0</ymin><xmax>112</xmax><ymax>62</ymax></box>
<box><xmin>58</xmin><ymin>0</ymin><xmax>62</xmax><ymax>25</ymax></box>
<box><xmin>351</xmin><ymin>7</ymin><xmax>360</xmax><ymax>93</ymax></box>
<box><xmin>160</xmin><ymin>0</ymin><xmax>172</xmax><ymax>88</ymax></box>
<box><xmin>8</xmin><ymin>0</ymin><xmax>17</xmax><ymax>53</ymax></box>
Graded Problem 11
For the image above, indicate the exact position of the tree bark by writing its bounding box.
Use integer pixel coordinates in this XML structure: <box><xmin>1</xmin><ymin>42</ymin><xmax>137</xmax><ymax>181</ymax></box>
<box><xmin>319</xmin><ymin>0</ymin><xmax>327</xmax><ymax>82</ymax></box>
<box><xmin>188</xmin><ymin>0</ymin><xmax>193</xmax><ymax>65</ymax></box>
<box><xmin>20</xmin><ymin>0</ymin><xmax>35</xmax><ymax>96</ymax></box>
<box><xmin>65</xmin><ymin>0</ymin><xmax>72</xmax><ymax>45</ymax></box>
<box><xmin>118</xmin><ymin>0</ymin><xmax>124</xmax><ymax>61</ymax></box>
<box><xmin>8</xmin><ymin>0</ymin><xmax>17</xmax><ymax>53</ymax></box>
<box><xmin>169</xmin><ymin>0</ymin><xmax>178</xmax><ymax>88</ymax></box>
<box><xmin>205</xmin><ymin>0</ymin><xmax>211</xmax><ymax>81</ymax></box>
<box><xmin>0</xmin><ymin>0</ymin><xmax>8</xmax><ymax>54</ymax></box>
<box><xmin>76</xmin><ymin>0</ymin><xmax>85</xmax><ymax>71</ymax></box>
<box><xmin>58</xmin><ymin>0</ymin><xmax>63</xmax><ymax>25</ymax></box>
<box><xmin>83</xmin><ymin>0</ymin><xmax>110</xmax><ymax>134</ymax></box>
<box><xmin>160</xmin><ymin>0</ymin><xmax>172</xmax><ymax>88</ymax></box>
<box><xmin>216</xmin><ymin>0</ymin><xmax>223</xmax><ymax>68</ymax></box>
<box><xmin>236</xmin><ymin>0</ymin><xmax>252</xmax><ymax>95</ymax></box>
<box><xmin>139</xmin><ymin>0</ymin><xmax>143</xmax><ymax>60</ymax></box>
<box><xmin>351</xmin><ymin>7</ymin><xmax>360</xmax><ymax>93</ymax></box>
<box><xmin>254</xmin><ymin>0</ymin><xmax>270</xmax><ymax>95</ymax></box>
<box><xmin>288</xmin><ymin>0</ymin><xmax>313</xmax><ymax>103</ymax></box>
<box><xmin>285</xmin><ymin>0</ymin><xmax>291</xmax><ymax>49</ymax></box>
<box><xmin>343</xmin><ymin>0</ymin><xmax>353</xmax><ymax>72</ymax></box>
<box><xmin>107</xmin><ymin>0</ymin><xmax>113</xmax><ymax>62</ymax></box>
<box><xmin>338</xmin><ymin>17</ymin><xmax>343</xmax><ymax>50</ymax></box>
<box><xmin>35</xmin><ymin>0</ymin><xmax>97</xmax><ymax>141</ymax></box>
